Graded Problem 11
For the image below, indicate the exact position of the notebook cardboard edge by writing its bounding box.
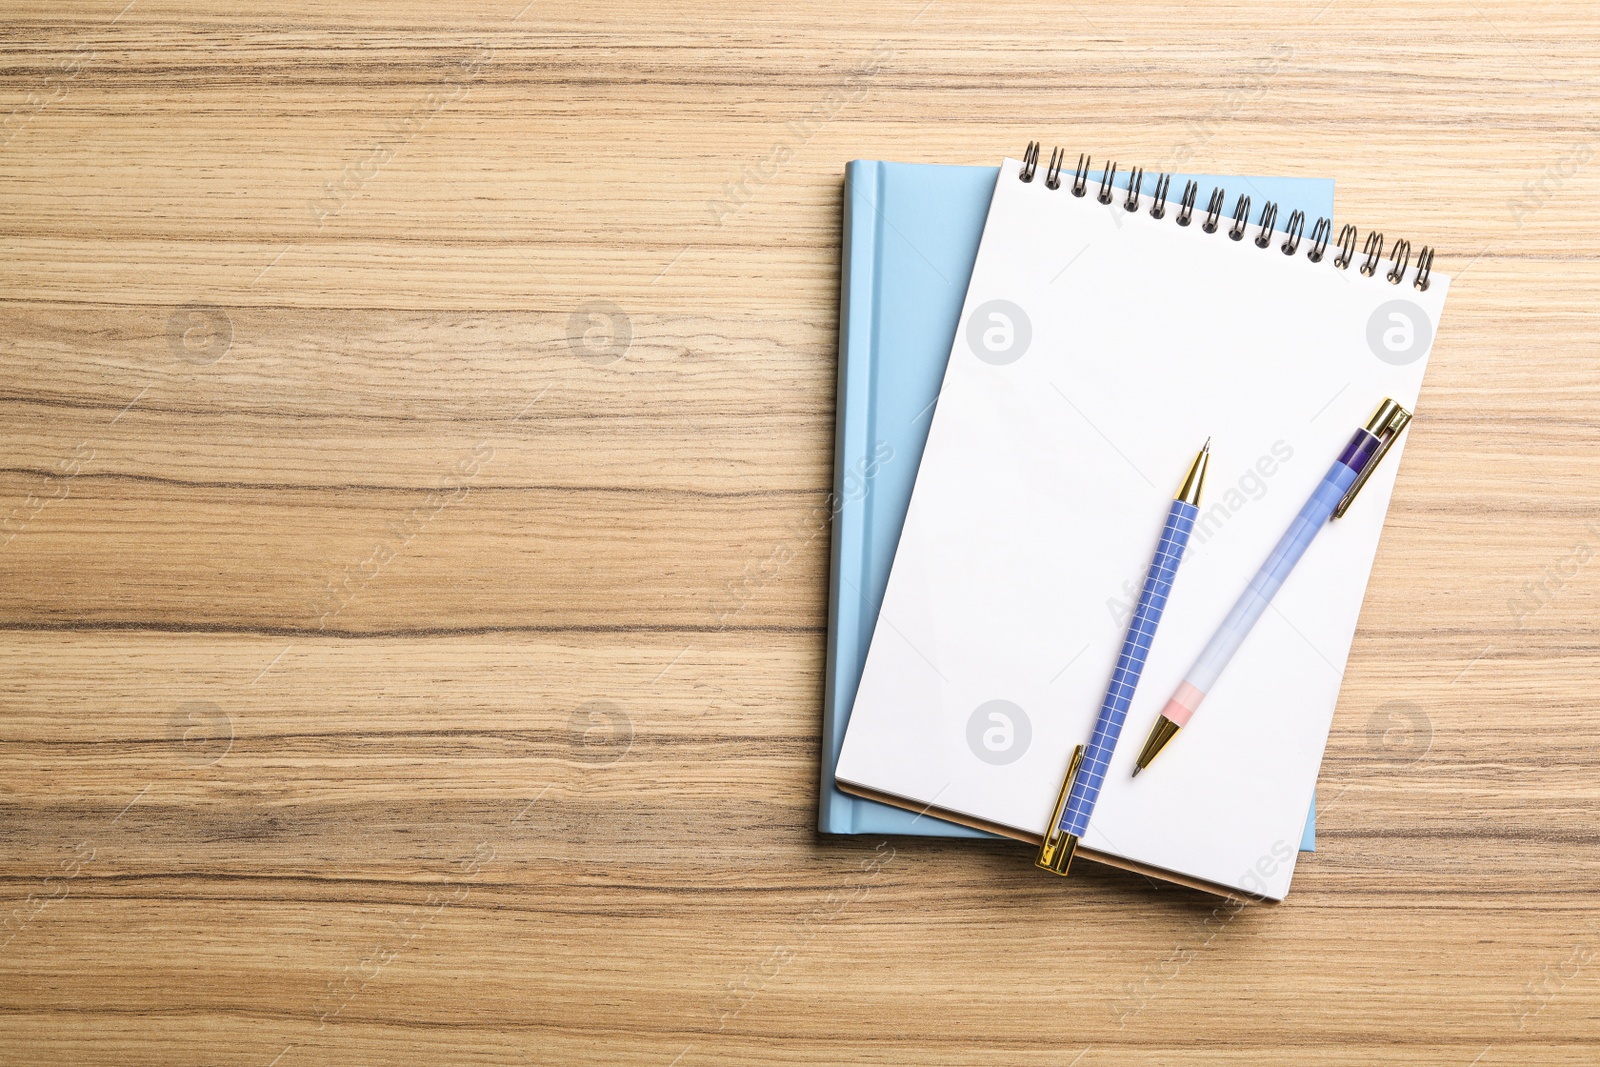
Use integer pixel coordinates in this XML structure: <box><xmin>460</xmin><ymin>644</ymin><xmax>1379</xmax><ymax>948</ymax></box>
<box><xmin>836</xmin><ymin>780</ymin><xmax>1276</xmax><ymax>903</ymax></box>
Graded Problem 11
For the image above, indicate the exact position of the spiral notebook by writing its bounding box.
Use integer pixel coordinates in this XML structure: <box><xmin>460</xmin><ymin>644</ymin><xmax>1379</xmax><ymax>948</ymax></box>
<box><xmin>834</xmin><ymin>149</ymin><xmax>1451</xmax><ymax>899</ymax></box>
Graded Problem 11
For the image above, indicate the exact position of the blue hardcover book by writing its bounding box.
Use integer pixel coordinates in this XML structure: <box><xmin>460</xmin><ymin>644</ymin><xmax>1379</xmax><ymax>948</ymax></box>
<box><xmin>822</xmin><ymin>159</ymin><xmax>1332</xmax><ymax>849</ymax></box>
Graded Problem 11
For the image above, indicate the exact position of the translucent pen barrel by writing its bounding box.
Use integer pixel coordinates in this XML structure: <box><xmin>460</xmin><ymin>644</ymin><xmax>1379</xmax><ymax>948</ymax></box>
<box><xmin>1162</xmin><ymin>427</ymin><xmax>1383</xmax><ymax>726</ymax></box>
<box><xmin>1057</xmin><ymin>497</ymin><xmax>1198</xmax><ymax>837</ymax></box>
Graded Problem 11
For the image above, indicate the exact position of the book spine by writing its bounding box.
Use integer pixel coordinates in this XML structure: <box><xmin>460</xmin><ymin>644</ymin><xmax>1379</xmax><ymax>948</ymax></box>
<box><xmin>818</xmin><ymin>161</ymin><xmax>880</xmax><ymax>834</ymax></box>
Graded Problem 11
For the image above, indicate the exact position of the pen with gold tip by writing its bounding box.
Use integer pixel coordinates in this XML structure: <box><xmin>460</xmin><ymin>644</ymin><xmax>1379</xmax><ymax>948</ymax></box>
<box><xmin>1132</xmin><ymin>399</ymin><xmax>1414</xmax><ymax>776</ymax></box>
<box><xmin>1037</xmin><ymin>440</ymin><xmax>1209</xmax><ymax>875</ymax></box>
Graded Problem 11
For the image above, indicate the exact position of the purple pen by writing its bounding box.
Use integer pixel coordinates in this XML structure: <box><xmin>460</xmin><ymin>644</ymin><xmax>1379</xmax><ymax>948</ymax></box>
<box><xmin>1132</xmin><ymin>398</ymin><xmax>1414</xmax><ymax>775</ymax></box>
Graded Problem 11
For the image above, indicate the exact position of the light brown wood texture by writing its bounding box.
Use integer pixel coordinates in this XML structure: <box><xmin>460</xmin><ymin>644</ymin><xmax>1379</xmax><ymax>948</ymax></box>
<box><xmin>2</xmin><ymin>2</ymin><xmax>1598</xmax><ymax>1064</ymax></box>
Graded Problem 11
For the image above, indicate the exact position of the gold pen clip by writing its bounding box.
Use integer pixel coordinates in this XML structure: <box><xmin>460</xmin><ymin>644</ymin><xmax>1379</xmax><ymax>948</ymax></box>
<box><xmin>1333</xmin><ymin>398</ymin><xmax>1413</xmax><ymax>519</ymax></box>
<box><xmin>1035</xmin><ymin>744</ymin><xmax>1085</xmax><ymax>876</ymax></box>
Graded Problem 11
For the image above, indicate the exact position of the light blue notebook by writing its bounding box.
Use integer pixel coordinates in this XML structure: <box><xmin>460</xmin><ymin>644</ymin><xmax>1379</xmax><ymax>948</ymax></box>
<box><xmin>822</xmin><ymin>159</ymin><xmax>1331</xmax><ymax>850</ymax></box>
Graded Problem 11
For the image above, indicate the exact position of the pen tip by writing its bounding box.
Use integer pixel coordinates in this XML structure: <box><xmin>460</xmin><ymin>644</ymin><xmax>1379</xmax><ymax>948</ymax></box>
<box><xmin>1131</xmin><ymin>764</ymin><xmax>1142</xmax><ymax>778</ymax></box>
<box><xmin>1202</xmin><ymin>436</ymin><xmax>1211</xmax><ymax>452</ymax></box>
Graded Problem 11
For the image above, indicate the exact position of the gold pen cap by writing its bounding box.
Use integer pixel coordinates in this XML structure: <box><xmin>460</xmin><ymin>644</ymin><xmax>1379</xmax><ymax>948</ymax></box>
<box><xmin>1333</xmin><ymin>399</ymin><xmax>1413</xmax><ymax>518</ymax></box>
<box><xmin>1364</xmin><ymin>397</ymin><xmax>1410</xmax><ymax>435</ymax></box>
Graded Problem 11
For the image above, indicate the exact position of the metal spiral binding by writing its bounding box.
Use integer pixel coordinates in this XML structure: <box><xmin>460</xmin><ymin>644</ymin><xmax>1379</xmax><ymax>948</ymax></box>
<box><xmin>1228</xmin><ymin>195</ymin><xmax>1251</xmax><ymax>241</ymax></box>
<box><xmin>1202</xmin><ymin>187</ymin><xmax>1227</xmax><ymax>233</ymax></box>
<box><xmin>1386</xmin><ymin>239</ymin><xmax>1411</xmax><ymax>284</ymax></box>
<box><xmin>1360</xmin><ymin>231</ymin><xmax>1385</xmax><ymax>276</ymax></box>
<box><xmin>1097</xmin><ymin>163</ymin><xmax>1119</xmax><ymax>205</ymax></box>
<box><xmin>1021</xmin><ymin>142</ymin><xmax>1041</xmax><ymax>182</ymax></box>
<box><xmin>1281</xmin><ymin>209</ymin><xmax>1306</xmax><ymax>255</ymax></box>
<box><xmin>1149</xmin><ymin>173</ymin><xmax>1172</xmax><ymax>219</ymax></box>
<box><xmin>1045</xmin><ymin>147</ymin><xmax>1067</xmax><ymax>190</ymax></box>
<box><xmin>1254</xmin><ymin>202</ymin><xmax>1279</xmax><ymax>249</ymax></box>
<box><xmin>1176</xmin><ymin>180</ymin><xmax>1198</xmax><ymax>226</ymax></box>
<box><xmin>1015</xmin><ymin>143</ymin><xmax>1439</xmax><ymax>288</ymax></box>
<box><xmin>1334</xmin><ymin>224</ymin><xmax>1358</xmax><ymax>269</ymax></box>
<box><xmin>1072</xmin><ymin>153</ymin><xmax>1091</xmax><ymax>196</ymax></box>
<box><xmin>1413</xmin><ymin>246</ymin><xmax>1435</xmax><ymax>291</ymax></box>
<box><xmin>1307</xmin><ymin>218</ymin><xmax>1331</xmax><ymax>261</ymax></box>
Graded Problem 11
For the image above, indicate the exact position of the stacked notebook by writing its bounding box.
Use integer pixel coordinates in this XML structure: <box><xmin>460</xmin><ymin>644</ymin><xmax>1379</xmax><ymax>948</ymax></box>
<box><xmin>821</xmin><ymin>148</ymin><xmax>1449</xmax><ymax>900</ymax></box>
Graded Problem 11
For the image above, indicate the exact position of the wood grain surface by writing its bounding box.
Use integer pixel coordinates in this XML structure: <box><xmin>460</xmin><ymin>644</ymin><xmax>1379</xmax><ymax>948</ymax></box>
<box><xmin>3</xmin><ymin>2</ymin><xmax>1599</xmax><ymax>1064</ymax></box>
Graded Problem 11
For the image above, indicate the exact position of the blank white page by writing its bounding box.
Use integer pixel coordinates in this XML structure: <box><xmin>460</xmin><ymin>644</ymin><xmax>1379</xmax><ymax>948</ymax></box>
<box><xmin>834</xmin><ymin>156</ymin><xmax>1450</xmax><ymax>900</ymax></box>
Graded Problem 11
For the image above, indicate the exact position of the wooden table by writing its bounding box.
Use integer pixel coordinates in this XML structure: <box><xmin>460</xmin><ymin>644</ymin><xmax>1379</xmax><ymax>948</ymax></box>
<box><xmin>3</xmin><ymin>2</ymin><xmax>1597</xmax><ymax>1063</ymax></box>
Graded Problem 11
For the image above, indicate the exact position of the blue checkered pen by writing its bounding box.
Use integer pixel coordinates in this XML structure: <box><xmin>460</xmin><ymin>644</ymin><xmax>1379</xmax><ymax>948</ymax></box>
<box><xmin>1037</xmin><ymin>440</ymin><xmax>1209</xmax><ymax>875</ymax></box>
